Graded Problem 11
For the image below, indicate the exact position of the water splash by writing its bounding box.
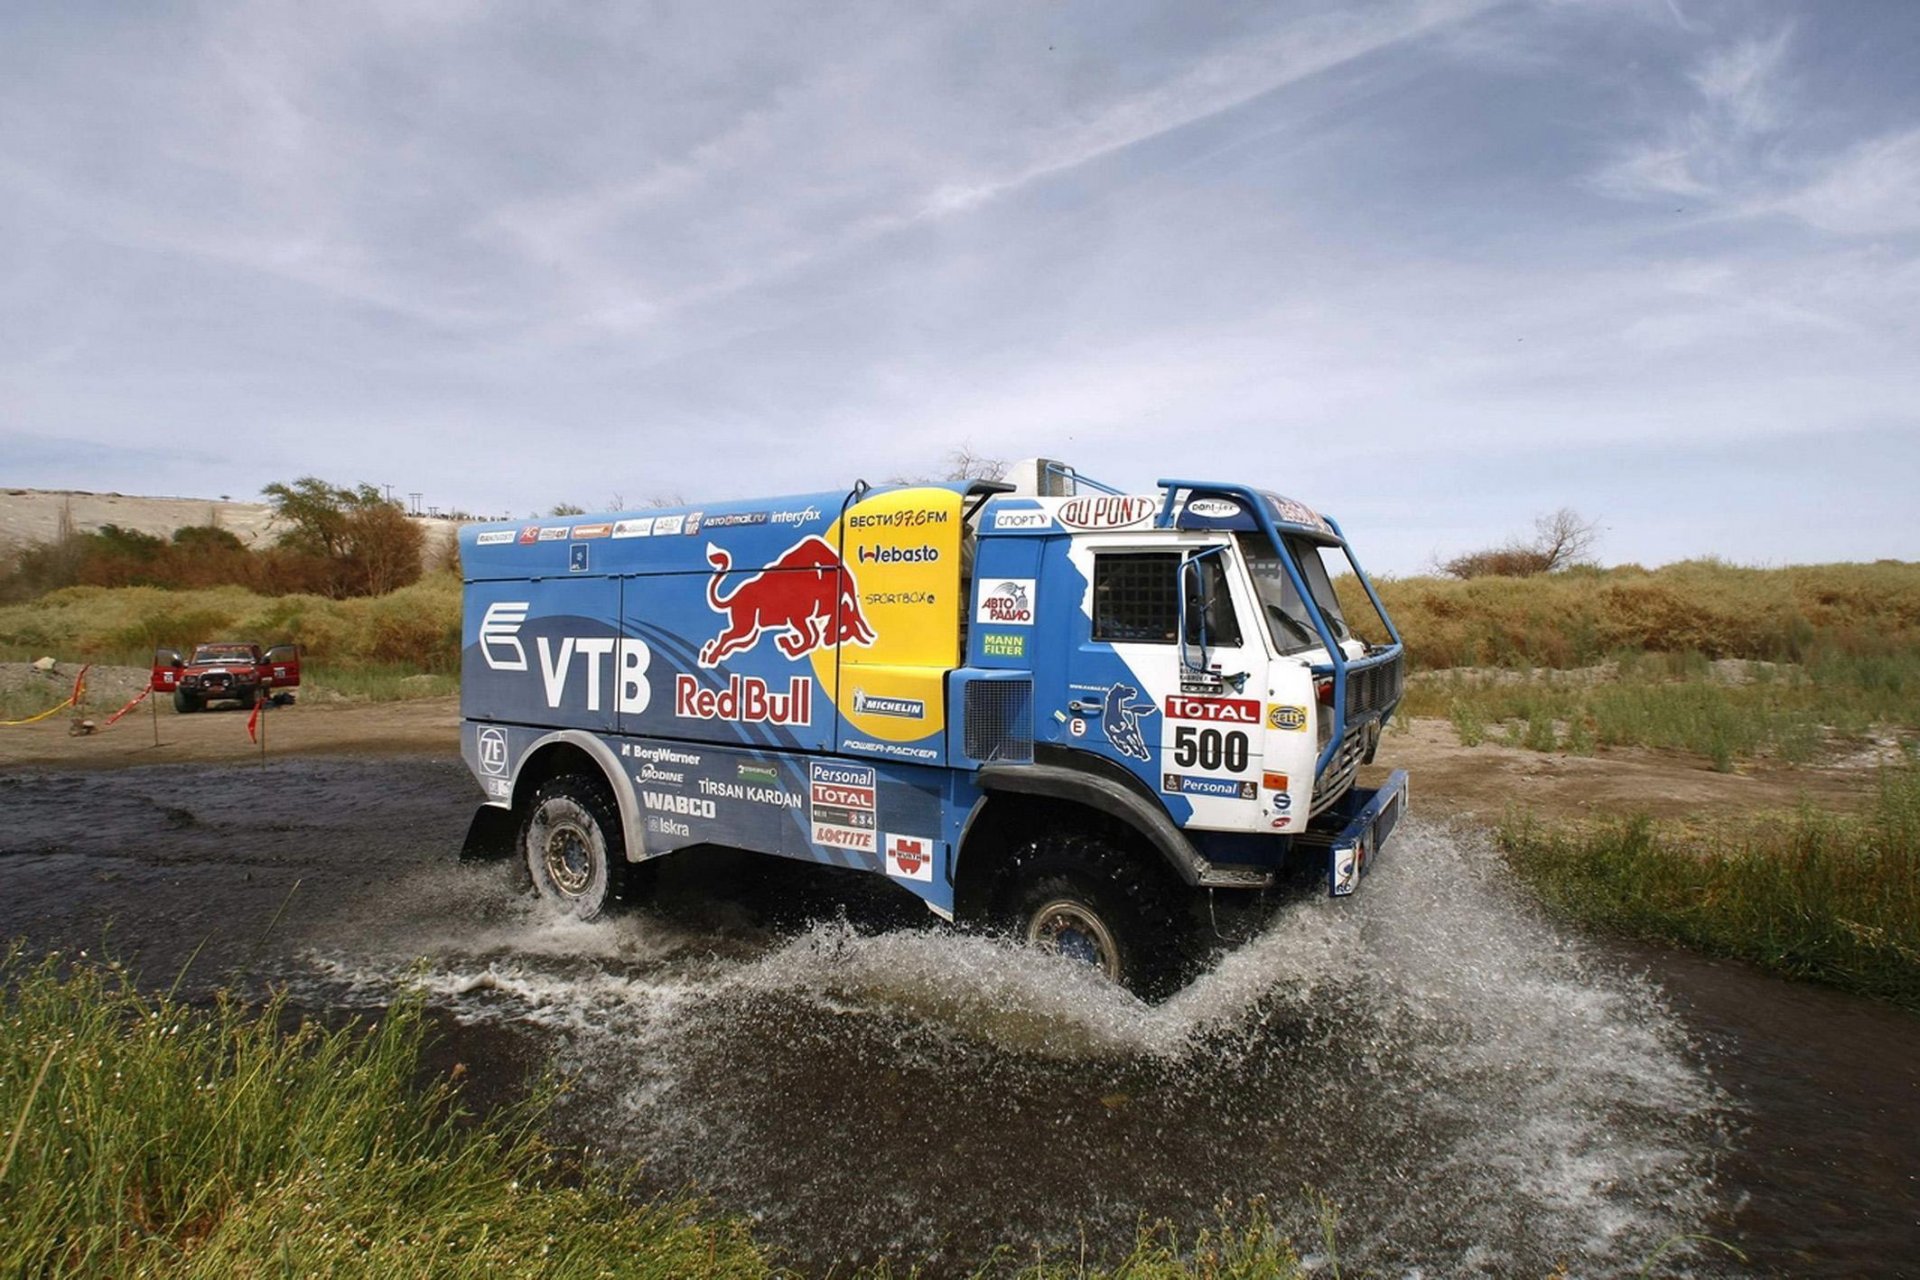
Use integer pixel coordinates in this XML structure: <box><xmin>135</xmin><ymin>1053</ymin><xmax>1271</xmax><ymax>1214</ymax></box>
<box><xmin>297</xmin><ymin>819</ymin><xmax>1733</xmax><ymax>1277</ymax></box>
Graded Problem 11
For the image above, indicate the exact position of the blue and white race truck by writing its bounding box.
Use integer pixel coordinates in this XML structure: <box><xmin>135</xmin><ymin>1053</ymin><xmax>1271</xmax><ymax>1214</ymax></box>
<box><xmin>459</xmin><ymin>460</ymin><xmax>1406</xmax><ymax>995</ymax></box>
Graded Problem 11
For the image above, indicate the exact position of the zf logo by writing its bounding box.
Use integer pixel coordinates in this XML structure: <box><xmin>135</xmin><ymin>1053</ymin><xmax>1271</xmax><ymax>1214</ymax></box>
<box><xmin>477</xmin><ymin>727</ymin><xmax>508</xmax><ymax>777</ymax></box>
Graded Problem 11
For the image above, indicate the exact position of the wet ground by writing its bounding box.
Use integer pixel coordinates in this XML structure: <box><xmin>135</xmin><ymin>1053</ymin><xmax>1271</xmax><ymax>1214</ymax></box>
<box><xmin>1</xmin><ymin>756</ymin><xmax>1915</xmax><ymax>1277</ymax></box>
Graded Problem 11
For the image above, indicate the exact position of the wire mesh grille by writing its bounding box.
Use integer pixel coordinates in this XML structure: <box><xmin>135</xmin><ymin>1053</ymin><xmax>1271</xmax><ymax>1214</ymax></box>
<box><xmin>964</xmin><ymin>679</ymin><xmax>1034</xmax><ymax>763</ymax></box>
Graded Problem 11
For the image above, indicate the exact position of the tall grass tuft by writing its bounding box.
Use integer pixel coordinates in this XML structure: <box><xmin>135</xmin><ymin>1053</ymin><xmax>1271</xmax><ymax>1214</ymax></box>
<box><xmin>0</xmin><ymin>578</ymin><xmax>462</xmax><ymax>674</ymax></box>
<box><xmin>1498</xmin><ymin>765</ymin><xmax>1920</xmax><ymax>1009</ymax></box>
<box><xmin>0</xmin><ymin>947</ymin><xmax>767</xmax><ymax>1278</ymax></box>
<box><xmin>1405</xmin><ymin>653</ymin><xmax>1920</xmax><ymax>763</ymax></box>
<box><xmin>1339</xmin><ymin>559</ymin><xmax>1920</xmax><ymax>670</ymax></box>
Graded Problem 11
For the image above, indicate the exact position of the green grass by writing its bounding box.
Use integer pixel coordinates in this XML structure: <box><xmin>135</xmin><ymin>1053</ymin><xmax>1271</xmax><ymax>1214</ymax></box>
<box><xmin>0</xmin><ymin>946</ymin><xmax>767</xmax><ymax>1278</ymax></box>
<box><xmin>1</xmin><ymin>948</ymin><xmax>1316</xmax><ymax>1278</ymax></box>
<box><xmin>1497</xmin><ymin>764</ymin><xmax>1920</xmax><ymax>1010</ymax></box>
<box><xmin>0</xmin><ymin>578</ymin><xmax>461</xmax><ymax>676</ymax></box>
<box><xmin>1343</xmin><ymin>558</ymin><xmax>1920</xmax><ymax>670</ymax></box>
<box><xmin>1405</xmin><ymin>650</ymin><xmax>1920</xmax><ymax>765</ymax></box>
<box><xmin>307</xmin><ymin>664</ymin><xmax>460</xmax><ymax>702</ymax></box>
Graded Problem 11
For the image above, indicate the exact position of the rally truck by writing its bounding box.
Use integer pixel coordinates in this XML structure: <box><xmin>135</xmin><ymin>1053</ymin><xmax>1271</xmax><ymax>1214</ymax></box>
<box><xmin>152</xmin><ymin>642</ymin><xmax>302</xmax><ymax>712</ymax></box>
<box><xmin>458</xmin><ymin>460</ymin><xmax>1406</xmax><ymax>996</ymax></box>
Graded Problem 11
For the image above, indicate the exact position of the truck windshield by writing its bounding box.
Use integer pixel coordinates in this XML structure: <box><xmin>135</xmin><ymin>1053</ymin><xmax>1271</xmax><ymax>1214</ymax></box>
<box><xmin>192</xmin><ymin>646</ymin><xmax>251</xmax><ymax>663</ymax></box>
<box><xmin>1238</xmin><ymin>533</ymin><xmax>1353</xmax><ymax>655</ymax></box>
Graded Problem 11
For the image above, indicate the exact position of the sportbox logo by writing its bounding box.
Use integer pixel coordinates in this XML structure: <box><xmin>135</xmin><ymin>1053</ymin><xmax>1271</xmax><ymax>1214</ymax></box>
<box><xmin>1164</xmin><ymin>695</ymin><xmax>1259</xmax><ymax>724</ymax></box>
<box><xmin>675</xmin><ymin>674</ymin><xmax>812</xmax><ymax>726</ymax></box>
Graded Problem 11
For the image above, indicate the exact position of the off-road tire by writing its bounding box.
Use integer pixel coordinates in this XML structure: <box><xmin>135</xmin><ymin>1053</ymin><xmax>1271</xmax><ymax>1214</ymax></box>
<box><xmin>172</xmin><ymin>690</ymin><xmax>201</xmax><ymax>714</ymax></box>
<box><xmin>1000</xmin><ymin>829</ymin><xmax>1193</xmax><ymax>1001</ymax></box>
<box><xmin>521</xmin><ymin>775</ymin><xmax>628</xmax><ymax>921</ymax></box>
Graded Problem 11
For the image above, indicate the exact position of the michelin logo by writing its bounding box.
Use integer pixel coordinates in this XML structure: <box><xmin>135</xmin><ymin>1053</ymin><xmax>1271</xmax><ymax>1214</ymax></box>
<box><xmin>852</xmin><ymin>689</ymin><xmax>925</xmax><ymax>720</ymax></box>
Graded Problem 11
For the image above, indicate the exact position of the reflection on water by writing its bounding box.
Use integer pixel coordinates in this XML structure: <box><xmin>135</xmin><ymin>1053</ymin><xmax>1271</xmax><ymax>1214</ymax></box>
<box><xmin>302</xmin><ymin>820</ymin><xmax>1734</xmax><ymax>1277</ymax></box>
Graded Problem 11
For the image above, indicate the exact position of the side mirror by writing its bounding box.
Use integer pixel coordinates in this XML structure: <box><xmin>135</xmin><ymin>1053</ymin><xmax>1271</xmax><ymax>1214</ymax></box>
<box><xmin>1178</xmin><ymin>556</ymin><xmax>1210</xmax><ymax>675</ymax></box>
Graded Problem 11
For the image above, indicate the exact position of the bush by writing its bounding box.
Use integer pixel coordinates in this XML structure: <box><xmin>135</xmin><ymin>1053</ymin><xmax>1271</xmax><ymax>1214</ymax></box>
<box><xmin>1347</xmin><ymin>560</ymin><xmax>1920</xmax><ymax>671</ymax></box>
<box><xmin>1499</xmin><ymin>763</ymin><xmax>1920</xmax><ymax>1008</ymax></box>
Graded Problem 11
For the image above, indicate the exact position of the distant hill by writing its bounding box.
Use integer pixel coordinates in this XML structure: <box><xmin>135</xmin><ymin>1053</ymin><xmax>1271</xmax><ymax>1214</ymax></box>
<box><xmin>0</xmin><ymin>489</ymin><xmax>461</xmax><ymax>550</ymax></box>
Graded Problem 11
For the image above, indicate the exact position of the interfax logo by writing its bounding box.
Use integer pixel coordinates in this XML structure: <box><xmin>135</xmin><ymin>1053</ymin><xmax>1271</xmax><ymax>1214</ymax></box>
<box><xmin>480</xmin><ymin>601</ymin><xmax>529</xmax><ymax>671</ymax></box>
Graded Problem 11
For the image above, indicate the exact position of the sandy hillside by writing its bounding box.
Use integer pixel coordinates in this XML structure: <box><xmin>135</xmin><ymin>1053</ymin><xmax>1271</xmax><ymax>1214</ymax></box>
<box><xmin>0</xmin><ymin>488</ymin><xmax>463</xmax><ymax>550</ymax></box>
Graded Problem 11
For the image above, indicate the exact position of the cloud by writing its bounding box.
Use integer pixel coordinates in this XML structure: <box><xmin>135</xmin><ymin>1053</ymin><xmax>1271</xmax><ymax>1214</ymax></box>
<box><xmin>3</xmin><ymin>1</ymin><xmax>1917</xmax><ymax>572</ymax></box>
<box><xmin>1767</xmin><ymin>127</ymin><xmax>1920</xmax><ymax>235</ymax></box>
<box><xmin>1591</xmin><ymin>23</ymin><xmax>1920</xmax><ymax>238</ymax></box>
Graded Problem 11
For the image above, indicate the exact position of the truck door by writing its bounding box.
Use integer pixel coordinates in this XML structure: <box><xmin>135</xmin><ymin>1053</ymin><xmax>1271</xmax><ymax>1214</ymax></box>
<box><xmin>263</xmin><ymin>644</ymin><xmax>302</xmax><ymax>689</ymax></box>
<box><xmin>1073</xmin><ymin>542</ymin><xmax>1265</xmax><ymax>833</ymax></box>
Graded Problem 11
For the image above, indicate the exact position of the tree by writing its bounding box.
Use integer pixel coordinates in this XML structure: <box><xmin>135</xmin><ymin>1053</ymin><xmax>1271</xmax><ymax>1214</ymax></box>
<box><xmin>549</xmin><ymin>502</ymin><xmax>586</xmax><ymax>517</ymax></box>
<box><xmin>1442</xmin><ymin>508</ymin><xmax>1601</xmax><ymax>579</ymax></box>
<box><xmin>261</xmin><ymin>477</ymin><xmax>424</xmax><ymax>597</ymax></box>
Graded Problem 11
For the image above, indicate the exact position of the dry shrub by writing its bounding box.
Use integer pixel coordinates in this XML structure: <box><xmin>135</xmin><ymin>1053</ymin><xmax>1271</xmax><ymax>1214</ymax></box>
<box><xmin>0</xmin><ymin>579</ymin><xmax>460</xmax><ymax>672</ymax></box>
<box><xmin>1371</xmin><ymin>560</ymin><xmax>1920</xmax><ymax>669</ymax></box>
<box><xmin>363</xmin><ymin>590</ymin><xmax>460</xmax><ymax>669</ymax></box>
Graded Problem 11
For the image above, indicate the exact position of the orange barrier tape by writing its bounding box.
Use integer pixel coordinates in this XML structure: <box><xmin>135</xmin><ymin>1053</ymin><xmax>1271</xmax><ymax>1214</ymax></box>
<box><xmin>103</xmin><ymin>686</ymin><xmax>152</xmax><ymax>726</ymax></box>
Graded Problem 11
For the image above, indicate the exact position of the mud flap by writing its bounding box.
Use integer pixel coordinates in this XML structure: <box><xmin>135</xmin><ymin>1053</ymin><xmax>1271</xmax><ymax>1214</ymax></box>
<box><xmin>1328</xmin><ymin>769</ymin><xmax>1407</xmax><ymax>897</ymax></box>
<box><xmin>460</xmin><ymin>803</ymin><xmax>520</xmax><ymax>863</ymax></box>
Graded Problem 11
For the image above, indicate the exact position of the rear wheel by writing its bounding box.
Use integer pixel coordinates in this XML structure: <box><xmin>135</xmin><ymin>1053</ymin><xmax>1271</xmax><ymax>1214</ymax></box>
<box><xmin>521</xmin><ymin>775</ymin><xmax>628</xmax><ymax>920</ymax></box>
<box><xmin>1002</xmin><ymin>829</ymin><xmax>1192</xmax><ymax>1000</ymax></box>
<box><xmin>172</xmin><ymin>690</ymin><xmax>200</xmax><ymax>714</ymax></box>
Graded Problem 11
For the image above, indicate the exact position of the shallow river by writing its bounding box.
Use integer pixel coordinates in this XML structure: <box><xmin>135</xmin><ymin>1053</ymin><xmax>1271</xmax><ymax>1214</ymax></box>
<box><xmin>2</xmin><ymin>758</ymin><xmax>1914</xmax><ymax>1276</ymax></box>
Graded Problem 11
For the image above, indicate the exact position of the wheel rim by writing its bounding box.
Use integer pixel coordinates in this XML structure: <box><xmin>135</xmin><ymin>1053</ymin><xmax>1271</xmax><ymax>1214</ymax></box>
<box><xmin>1026</xmin><ymin>898</ymin><xmax>1122</xmax><ymax>980</ymax></box>
<box><xmin>529</xmin><ymin>800</ymin><xmax>601</xmax><ymax>899</ymax></box>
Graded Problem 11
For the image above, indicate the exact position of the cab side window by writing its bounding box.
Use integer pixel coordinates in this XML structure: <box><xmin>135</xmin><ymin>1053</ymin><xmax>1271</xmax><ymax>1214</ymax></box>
<box><xmin>1092</xmin><ymin>551</ymin><xmax>1242</xmax><ymax>647</ymax></box>
<box><xmin>1092</xmin><ymin>553</ymin><xmax>1179</xmax><ymax>643</ymax></box>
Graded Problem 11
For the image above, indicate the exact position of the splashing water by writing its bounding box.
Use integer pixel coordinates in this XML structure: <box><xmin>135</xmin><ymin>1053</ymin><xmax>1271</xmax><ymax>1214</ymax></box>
<box><xmin>300</xmin><ymin>819</ymin><xmax>1733</xmax><ymax>1277</ymax></box>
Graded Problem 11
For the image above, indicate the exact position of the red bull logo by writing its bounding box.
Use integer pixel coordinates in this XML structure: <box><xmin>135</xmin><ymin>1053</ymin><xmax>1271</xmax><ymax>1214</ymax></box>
<box><xmin>698</xmin><ymin>536</ymin><xmax>877</xmax><ymax>667</ymax></box>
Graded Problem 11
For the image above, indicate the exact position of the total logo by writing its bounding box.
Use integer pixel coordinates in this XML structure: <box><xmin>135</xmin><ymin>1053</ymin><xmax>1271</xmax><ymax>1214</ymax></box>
<box><xmin>855</xmin><ymin>543</ymin><xmax>940</xmax><ymax>564</ymax></box>
<box><xmin>478</xmin><ymin>601</ymin><xmax>652</xmax><ymax>714</ymax></box>
<box><xmin>1164</xmin><ymin>695</ymin><xmax>1259</xmax><ymax>724</ymax></box>
<box><xmin>976</xmin><ymin>579</ymin><xmax>1034</xmax><ymax>625</ymax></box>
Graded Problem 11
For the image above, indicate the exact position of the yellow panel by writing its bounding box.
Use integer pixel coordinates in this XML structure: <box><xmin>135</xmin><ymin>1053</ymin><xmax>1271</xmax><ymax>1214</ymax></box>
<box><xmin>811</xmin><ymin>487</ymin><xmax>964</xmax><ymax>743</ymax></box>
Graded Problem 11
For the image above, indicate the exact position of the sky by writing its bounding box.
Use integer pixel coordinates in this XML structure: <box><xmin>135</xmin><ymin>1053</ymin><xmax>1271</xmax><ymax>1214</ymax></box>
<box><xmin>2</xmin><ymin>0</ymin><xmax>1916</xmax><ymax>575</ymax></box>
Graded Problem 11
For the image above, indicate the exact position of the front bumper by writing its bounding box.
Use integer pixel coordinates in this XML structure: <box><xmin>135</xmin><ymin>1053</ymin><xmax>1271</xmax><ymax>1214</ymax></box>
<box><xmin>1326</xmin><ymin>769</ymin><xmax>1407</xmax><ymax>897</ymax></box>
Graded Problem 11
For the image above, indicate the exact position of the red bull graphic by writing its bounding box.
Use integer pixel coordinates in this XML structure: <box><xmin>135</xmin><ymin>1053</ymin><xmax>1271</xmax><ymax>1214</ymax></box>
<box><xmin>674</xmin><ymin>673</ymin><xmax>813</xmax><ymax>726</ymax></box>
<box><xmin>698</xmin><ymin>536</ymin><xmax>878</xmax><ymax>667</ymax></box>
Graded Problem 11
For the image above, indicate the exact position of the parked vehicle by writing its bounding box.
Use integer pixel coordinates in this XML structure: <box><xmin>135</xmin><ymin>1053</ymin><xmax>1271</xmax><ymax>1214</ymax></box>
<box><xmin>458</xmin><ymin>460</ymin><xmax>1406</xmax><ymax>995</ymax></box>
<box><xmin>152</xmin><ymin>642</ymin><xmax>301</xmax><ymax>712</ymax></box>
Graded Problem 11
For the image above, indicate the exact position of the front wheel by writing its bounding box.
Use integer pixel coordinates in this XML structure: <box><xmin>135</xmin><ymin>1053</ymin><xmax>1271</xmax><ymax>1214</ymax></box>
<box><xmin>1002</xmin><ymin>830</ymin><xmax>1193</xmax><ymax>1000</ymax></box>
<box><xmin>172</xmin><ymin>690</ymin><xmax>201</xmax><ymax>714</ymax></box>
<box><xmin>520</xmin><ymin>776</ymin><xmax>627</xmax><ymax>920</ymax></box>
